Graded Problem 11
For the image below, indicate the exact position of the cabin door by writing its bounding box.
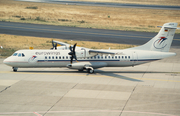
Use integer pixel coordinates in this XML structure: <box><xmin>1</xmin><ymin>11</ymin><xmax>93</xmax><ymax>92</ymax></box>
<box><xmin>132</xmin><ymin>51</ymin><xmax>138</xmax><ymax>66</ymax></box>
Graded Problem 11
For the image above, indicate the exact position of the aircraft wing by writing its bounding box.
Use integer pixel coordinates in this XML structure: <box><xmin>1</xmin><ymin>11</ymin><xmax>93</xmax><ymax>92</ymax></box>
<box><xmin>89</xmin><ymin>50</ymin><xmax>115</xmax><ymax>55</ymax></box>
<box><xmin>89</xmin><ymin>50</ymin><xmax>123</xmax><ymax>56</ymax></box>
<box><xmin>53</xmin><ymin>41</ymin><xmax>70</xmax><ymax>46</ymax></box>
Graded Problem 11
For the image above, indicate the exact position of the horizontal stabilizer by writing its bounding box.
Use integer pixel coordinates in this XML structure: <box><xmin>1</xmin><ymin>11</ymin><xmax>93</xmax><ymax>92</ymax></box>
<box><xmin>157</xmin><ymin>26</ymin><xmax>180</xmax><ymax>29</ymax></box>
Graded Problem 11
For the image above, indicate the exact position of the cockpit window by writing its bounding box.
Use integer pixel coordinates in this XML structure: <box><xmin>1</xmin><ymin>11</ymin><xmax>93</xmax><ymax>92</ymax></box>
<box><xmin>22</xmin><ymin>53</ymin><xmax>25</xmax><ymax>57</ymax></box>
<box><xmin>18</xmin><ymin>53</ymin><xmax>21</xmax><ymax>57</ymax></box>
<box><xmin>13</xmin><ymin>53</ymin><xmax>18</xmax><ymax>56</ymax></box>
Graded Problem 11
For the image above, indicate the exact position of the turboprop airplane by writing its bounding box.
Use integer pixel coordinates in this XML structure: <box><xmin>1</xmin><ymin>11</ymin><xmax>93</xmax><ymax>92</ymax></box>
<box><xmin>3</xmin><ymin>22</ymin><xmax>180</xmax><ymax>73</ymax></box>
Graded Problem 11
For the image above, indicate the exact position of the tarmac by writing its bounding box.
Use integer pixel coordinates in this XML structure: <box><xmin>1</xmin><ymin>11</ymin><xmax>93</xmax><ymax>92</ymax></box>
<box><xmin>0</xmin><ymin>47</ymin><xmax>180</xmax><ymax>116</ymax></box>
<box><xmin>1</xmin><ymin>21</ymin><xmax>180</xmax><ymax>46</ymax></box>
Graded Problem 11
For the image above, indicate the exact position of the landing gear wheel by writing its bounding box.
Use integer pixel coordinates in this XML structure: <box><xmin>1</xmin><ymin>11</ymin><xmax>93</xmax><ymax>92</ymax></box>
<box><xmin>12</xmin><ymin>67</ymin><xmax>18</xmax><ymax>72</ymax></box>
<box><xmin>87</xmin><ymin>68</ymin><xmax>94</xmax><ymax>74</ymax></box>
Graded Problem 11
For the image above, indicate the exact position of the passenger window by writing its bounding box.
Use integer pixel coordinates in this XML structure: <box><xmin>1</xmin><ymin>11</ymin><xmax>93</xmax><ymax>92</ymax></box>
<box><xmin>59</xmin><ymin>56</ymin><xmax>61</xmax><ymax>59</ymax></box>
<box><xmin>94</xmin><ymin>56</ymin><xmax>96</xmax><ymax>59</ymax></box>
<box><xmin>108</xmin><ymin>56</ymin><xmax>111</xmax><ymax>59</ymax></box>
<box><xmin>22</xmin><ymin>53</ymin><xmax>25</xmax><ymax>57</ymax></box>
<box><xmin>63</xmin><ymin>56</ymin><xmax>64</xmax><ymax>59</ymax></box>
<box><xmin>115</xmin><ymin>56</ymin><xmax>117</xmax><ymax>59</ymax></box>
<box><xmin>122</xmin><ymin>56</ymin><xmax>124</xmax><ymax>59</ymax></box>
<box><xmin>112</xmin><ymin>56</ymin><xmax>114</xmax><ymax>59</ymax></box>
<box><xmin>125</xmin><ymin>56</ymin><xmax>127</xmax><ymax>59</ymax></box>
<box><xmin>118</xmin><ymin>56</ymin><xmax>120</xmax><ymax>59</ymax></box>
<box><xmin>45</xmin><ymin>56</ymin><xmax>47</xmax><ymax>59</ymax></box>
<box><xmin>13</xmin><ymin>53</ymin><xmax>18</xmax><ymax>56</ymax></box>
<box><xmin>56</xmin><ymin>56</ymin><xmax>58</xmax><ymax>59</ymax></box>
<box><xmin>98</xmin><ymin>56</ymin><xmax>100</xmax><ymax>59</ymax></box>
<box><xmin>52</xmin><ymin>56</ymin><xmax>54</xmax><ymax>59</ymax></box>
<box><xmin>18</xmin><ymin>53</ymin><xmax>21</xmax><ymax>57</ymax></box>
<box><xmin>49</xmin><ymin>56</ymin><xmax>51</xmax><ymax>59</ymax></box>
<box><xmin>128</xmin><ymin>56</ymin><xmax>130</xmax><ymax>59</ymax></box>
<box><xmin>66</xmin><ymin>56</ymin><xmax>68</xmax><ymax>59</ymax></box>
<box><xmin>105</xmin><ymin>56</ymin><xmax>107</xmax><ymax>59</ymax></box>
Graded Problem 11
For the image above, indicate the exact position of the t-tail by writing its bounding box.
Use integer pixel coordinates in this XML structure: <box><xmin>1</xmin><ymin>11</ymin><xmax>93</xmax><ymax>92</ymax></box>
<box><xmin>129</xmin><ymin>22</ymin><xmax>180</xmax><ymax>52</ymax></box>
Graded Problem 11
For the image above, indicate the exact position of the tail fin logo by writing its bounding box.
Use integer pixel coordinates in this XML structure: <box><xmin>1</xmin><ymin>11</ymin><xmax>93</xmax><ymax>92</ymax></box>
<box><xmin>153</xmin><ymin>37</ymin><xmax>167</xmax><ymax>49</ymax></box>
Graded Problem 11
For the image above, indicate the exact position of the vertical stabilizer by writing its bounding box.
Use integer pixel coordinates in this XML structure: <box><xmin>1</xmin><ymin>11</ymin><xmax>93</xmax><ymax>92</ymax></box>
<box><xmin>129</xmin><ymin>22</ymin><xmax>179</xmax><ymax>52</ymax></box>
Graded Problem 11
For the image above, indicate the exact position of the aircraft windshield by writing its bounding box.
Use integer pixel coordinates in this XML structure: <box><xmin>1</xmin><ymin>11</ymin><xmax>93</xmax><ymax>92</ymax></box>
<box><xmin>12</xmin><ymin>53</ymin><xmax>18</xmax><ymax>56</ymax></box>
<box><xmin>12</xmin><ymin>53</ymin><xmax>25</xmax><ymax>57</ymax></box>
<box><xmin>18</xmin><ymin>53</ymin><xmax>21</xmax><ymax>57</ymax></box>
<box><xmin>22</xmin><ymin>53</ymin><xmax>25</xmax><ymax>57</ymax></box>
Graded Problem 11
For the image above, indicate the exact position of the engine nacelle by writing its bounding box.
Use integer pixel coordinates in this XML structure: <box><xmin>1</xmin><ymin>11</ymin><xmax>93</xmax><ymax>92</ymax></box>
<box><xmin>67</xmin><ymin>62</ymin><xmax>88</xmax><ymax>70</ymax></box>
<box><xmin>67</xmin><ymin>62</ymin><xmax>107</xmax><ymax>70</ymax></box>
<box><xmin>75</xmin><ymin>49</ymin><xmax>95</xmax><ymax>58</ymax></box>
<box><xmin>57</xmin><ymin>46</ymin><xmax>69</xmax><ymax>50</ymax></box>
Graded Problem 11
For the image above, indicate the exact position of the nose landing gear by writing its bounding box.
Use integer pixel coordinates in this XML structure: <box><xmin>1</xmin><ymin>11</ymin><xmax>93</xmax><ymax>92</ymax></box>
<box><xmin>12</xmin><ymin>67</ymin><xmax>18</xmax><ymax>72</ymax></box>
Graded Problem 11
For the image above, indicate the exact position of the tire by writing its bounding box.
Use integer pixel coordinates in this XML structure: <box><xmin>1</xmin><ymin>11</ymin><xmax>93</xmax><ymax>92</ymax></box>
<box><xmin>12</xmin><ymin>67</ymin><xmax>18</xmax><ymax>72</ymax></box>
<box><xmin>88</xmin><ymin>68</ymin><xmax>94</xmax><ymax>74</ymax></box>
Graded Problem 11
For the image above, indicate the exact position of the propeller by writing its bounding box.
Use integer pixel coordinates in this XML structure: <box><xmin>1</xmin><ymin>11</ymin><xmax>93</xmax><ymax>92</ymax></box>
<box><xmin>68</xmin><ymin>43</ymin><xmax>78</xmax><ymax>64</ymax></box>
<box><xmin>51</xmin><ymin>40</ymin><xmax>57</xmax><ymax>50</ymax></box>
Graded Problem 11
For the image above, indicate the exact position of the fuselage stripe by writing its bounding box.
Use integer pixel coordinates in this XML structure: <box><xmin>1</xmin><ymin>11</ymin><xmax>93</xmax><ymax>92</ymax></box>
<box><xmin>37</xmin><ymin>59</ymin><xmax>160</xmax><ymax>62</ymax></box>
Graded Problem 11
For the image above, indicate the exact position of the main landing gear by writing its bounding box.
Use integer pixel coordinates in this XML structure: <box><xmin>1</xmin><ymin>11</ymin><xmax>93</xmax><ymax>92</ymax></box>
<box><xmin>78</xmin><ymin>67</ymin><xmax>94</xmax><ymax>74</ymax></box>
<box><xmin>12</xmin><ymin>67</ymin><xmax>18</xmax><ymax>72</ymax></box>
<box><xmin>86</xmin><ymin>67</ymin><xmax>94</xmax><ymax>74</ymax></box>
<box><xmin>87</xmin><ymin>68</ymin><xmax>94</xmax><ymax>74</ymax></box>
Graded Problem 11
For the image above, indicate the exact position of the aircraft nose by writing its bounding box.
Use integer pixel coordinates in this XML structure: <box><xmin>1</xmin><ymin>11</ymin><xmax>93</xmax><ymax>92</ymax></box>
<box><xmin>3</xmin><ymin>57</ymin><xmax>11</xmax><ymax>65</ymax></box>
<box><xmin>3</xmin><ymin>58</ymin><xmax>8</xmax><ymax>64</ymax></box>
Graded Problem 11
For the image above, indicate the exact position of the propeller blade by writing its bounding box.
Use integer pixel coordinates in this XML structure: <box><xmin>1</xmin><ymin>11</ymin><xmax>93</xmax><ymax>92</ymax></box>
<box><xmin>55</xmin><ymin>43</ymin><xmax>57</xmax><ymax>50</ymax></box>
<box><xmin>73</xmin><ymin>43</ymin><xmax>77</xmax><ymax>52</ymax></box>
<box><xmin>52</xmin><ymin>40</ymin><xmax>54</xmax><ymax>47</ymax></box>
<box><xmin>74</xmin><ymin>55</ymin><xmax>77</xmax><ymax>62</ymax></box>
<box><xmin>51</xmin><ymin>40</ymin><xmax>56</xmax><ymax>49</ymax></box>
<box><xmin>68</xmin><ymin>43</ymin><xmax>78</xmax><ymax>64</ymax></box>
<box><xmin>68</xmin><ymin>52</ymin><xmax>73</xmax><ymax>55</ymax></box>
<box><xmin>69</xmin><ymin>46</ymin><xmax>73</xmax><ymax>52</ymax></box>
<box><xmin>70</xmin><ymin>56</ymin><xmax>73</xmax><ymax>64</ymax></box>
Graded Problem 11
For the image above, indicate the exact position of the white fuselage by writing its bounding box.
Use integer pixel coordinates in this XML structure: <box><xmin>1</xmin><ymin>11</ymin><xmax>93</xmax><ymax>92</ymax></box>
<box><xmin>3</xmin><ymin>49</ymin><xmax>175</xmax><ymax>69</ymax></box>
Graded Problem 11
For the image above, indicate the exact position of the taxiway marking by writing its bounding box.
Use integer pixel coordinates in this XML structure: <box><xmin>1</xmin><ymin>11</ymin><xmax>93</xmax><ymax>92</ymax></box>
<box><xmin>0</xmin><ymin>71</ymin><xmax>180</xmax><ymax>83</ymax></box>
<box><xmin>0</xmin><ymin>110</ymin><xmax>177</xmax><ymax>116</ymax></box>
<box><xmin>33</xmin><ymin>112</ymin><xmax>42</xmax><ymax>116</ymax></box>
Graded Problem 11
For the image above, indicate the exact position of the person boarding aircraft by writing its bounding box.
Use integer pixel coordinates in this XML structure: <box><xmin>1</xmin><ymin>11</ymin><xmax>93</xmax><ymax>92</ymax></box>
<box><xmin>3</xmin><ymin>22</ymin><xmax>180</xmax><ymax>73</ymax></box>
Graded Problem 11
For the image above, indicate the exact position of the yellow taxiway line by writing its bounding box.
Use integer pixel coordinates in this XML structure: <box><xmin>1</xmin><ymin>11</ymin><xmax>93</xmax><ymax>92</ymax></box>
<box><xmin>0</xmin><ymin>71</ymin><xmax>180</xmax><ymax>83</ymax></box>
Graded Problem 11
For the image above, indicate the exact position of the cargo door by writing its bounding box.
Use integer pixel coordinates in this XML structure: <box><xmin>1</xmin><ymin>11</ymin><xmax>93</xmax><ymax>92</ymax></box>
<box><xmin>132</xmin><ymin>51</ymin><xmax>138</xmax><ymax>66</ymax></box>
